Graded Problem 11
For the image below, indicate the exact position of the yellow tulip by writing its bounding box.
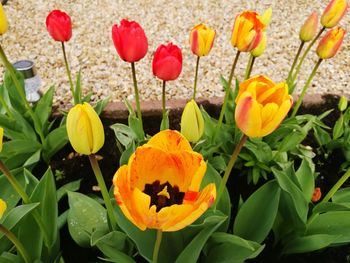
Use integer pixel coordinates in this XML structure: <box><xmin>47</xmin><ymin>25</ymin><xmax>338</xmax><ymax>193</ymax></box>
<box><xmin>180</xmin><ymin>99</ymin><xmax>204</xmax><ymax>143</ymax></box>
<box><xmin>321</xmin><ymin>0</ymin><xmax>348</xmax><ymax>28</ymax></box>
<box><xmin>0</xmin><ymin>198</ymin><xmax>6</xmax><ymax>219</ymax></box>
<box><xmin>251</xmin><ymin>32</ymin><xmax>267</xmax><ymax>57</ymax></box>
<box><xmin>189</xmin><ymin>23</ymin><xmax>216</xmax><ymax>57</ymax></box>
<box><xmin>0</xmin><ymin>127</ymin><xmax>3</xmax><ymax>152</ymax></box>
<box><xmin>113</xmin><ymin>130</ymin><xmax>216</xmax><ymax>232</ymax></box>
<box><xmin>235</xmin><ymin>75</ymin><xmax>293</xmax><ymax>138</ymax></box>
<box><xmin>66</xmin><ymin>102</ymin><xmax>104</xmax><ymax>155</ymax></box>
<box><xmin>0</xmin><ymin>4</ymin><xmax>8</xmax><ymax>35</ymax></box>
<box><xmin>231</xmin><ymin>11</ymin><xmax>265</xmax><ymax>52</ymax></box>
<box><xmin>316</xmin><ymin>27</ymin><xmax>345</xmax><ymax>59</ymax></box>
<box><xmin>300</xmin><ymin>11</ymin><xmax>319</xmax><ymax>42</ymax></box>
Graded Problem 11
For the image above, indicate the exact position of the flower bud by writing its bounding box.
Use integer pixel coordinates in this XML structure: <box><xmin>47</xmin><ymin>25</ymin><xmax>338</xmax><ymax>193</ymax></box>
<box><xmin>261</xmin><ymin>7</ymin><xmax>272</xmax><ymax>26</ymax></box>
<box><xmin>112</xmin><ymin>19</ymin><xmax>148</xmax><ymax>63</ymax></box>
<box><xmin>299</xmin><ymin>11</ymin><xmax>319</xmax><ymax>42</ymax></box>
<box><xmin>251</xmin><ymin>32</ymin><xmax>267</xmax><ymax>57</ymax></box>
<box><xmin>321</xmin><ymin>0</ymin><xmax>348</xmax><ymax>28</ymax></box>
<box><xmin>338</xmin><ymin>95</ymin><xmax>348</xmax><ymax>111</ymax></box>
<box><xmin>0</xmin><ymin>4</ymin><xmax>8</xmax><ymax>35</ymax></box>
<box><xmin>316</xmin><ymin>27</ymin><xmax>345</xmax><ymax>59</ymax></box>
<box><xmin>189</xmin><ymin>23</ymin><xmax>216</xmax><ymax>57</ymax></box>
<box><xmin>152</xmin><ymin>43</ymin><xmax>182</xmax><ymax>81</ymax></box>
<box><xmin>66</xmin><ymin>103</ymin><xmax>105</xmax><ymax>155</ymax></box>
<box><xmin>0</xmin><ymin>198</ymin><xmax>6</xmax><ymax>219</ymax></box>
<box><xmin>46</xmin><ymin>10</ymin><xmax>72</xmax><ymax>42</ymax></box>
<box><xmin>311</xmin><ymin>187</ymin><xmax>322</xmax><ymax>202</ymax></box>
<box><xmin>231</xmin><ymin>11</ymin><xmax>265</xmax><ymax>52</ymax></box>
<box><xmin>180</xmin><ymin>100</ymin><xmax>204</xmax><ymax>143</ymax></box>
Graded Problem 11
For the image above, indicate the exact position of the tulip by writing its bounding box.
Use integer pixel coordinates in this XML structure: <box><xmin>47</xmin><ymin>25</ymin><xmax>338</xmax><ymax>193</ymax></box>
<box><xmin>189</xmin><ymin>23</ymin><xmax>216</xmax><ymax>57</ymax></box>
<box><xmin>338</xmin><ymin>95</ymin><xmax>348</xmax><ymax>111</ymax></box>
<box><xmin>316</xmin><ymin>26</ymin><xmax>345</xmax><ymax>59</ymax></box>
<box><xmin>0</xmin><ymin>198</ymin><xmax>6</xmax><ymax>219</ymax></box>
<box><xmin>180</xmin><ymin>100</ymin><xmax>204</xmax><ymax>143</ymax></box>
<box><xmin>112</xmin><ymin>19</ymin><xmax>148</xmax><ymax>63</ymax></box>
<box><xmin>231</xmin><ymin>11</ymin><xmax>265</xmax><ymax>52</ymax></box>
<box><xmin>66</xmin><ymin>102</ymin><xmax>104</xmax><ymax>155</ymax></box>
<box><xmin>321</xmin><ymin>0</ymin><xmax>348</xmax><ymax>28</ymax></box>
<box><xmin>311</xmin><ymin>187</ymin><xmax>322</xmax><ymax>202</ymax></box>
<box><xmin>46</xmin><ymin>10</ymin><xmax>72</xmax><ymax>42</ymax></box>
<box><xmin>0</xmin><ymin>4</ymin><xmax>8</xmax><ymax>35</ymax></box>
<box><xmin>235</xmin><ymin>75</ymin><xmax>293</xmax><ymax>138</ymax></box>
<box><xmin>113</xmin><ymin>130</ymin><xmax>216</xmax><ymax>231</ymax></box>
<box><xmin>251</xmin><ymin>32</ymin><xmax>267</xmax><ymax>57</ymax></box>
<box><xmin>299</xmin><ymin>11</ymin><xmax>319</xmax><ymax>42</ymax></box>
<box><xmin>152</xmin><ymin>43</ymin><xmax>182</xmax><ymax>81</ymax></box>
<box><xmin>0</xmin><ymin>127</ymin><xmax>3</xmax><ymax>152</ymax></box>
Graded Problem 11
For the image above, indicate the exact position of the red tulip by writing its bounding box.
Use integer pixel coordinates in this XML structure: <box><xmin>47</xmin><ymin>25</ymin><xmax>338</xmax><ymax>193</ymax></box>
<box><xmin>46</xmin><ymin>10</ymin><xmax>72</xmax><ymax>42</ymax></box>
<box><xmin>152</xmin><ymin>43</ymin><xmax>182</xmax><ymax>81</ymax></box>
<box><xmin>112</xmin><ymin>19</ymin><xmax>148</xmax><ymax>63</ymax></box>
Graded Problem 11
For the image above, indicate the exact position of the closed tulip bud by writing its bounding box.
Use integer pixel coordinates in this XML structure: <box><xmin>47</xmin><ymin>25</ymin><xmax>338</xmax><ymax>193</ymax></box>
<box><xmin>316</xmin><ymin>27</ymin><xmax>345</xmax><ymax>59</ymax></box>
<box><xmin>46</xmin><ymin>10</ymin><xmax>72</xmax><ymax>42</ymax></box>
<box><xmin>190</xmin><ymin>23</ymin><xmax>216</xmax><ymax>57</ymax></box>
<box><xmin>0</xmin><ymin>198</ymin><xmax>6</xmax><ymax>219</ymax></box>
<box><xmin>152</xmin><ymin>43</ymin><xmax>182</xmax><ymax>81</ymax></box>
<box><xmin>0</xmin><ymin>4</ymin><xmax>8</xmax><ymax>35</ymax></box>
<box><xmin>66</xmin><ymin>103</ymin><xmax>104</xmax><ymax>155</ymax></box>
<box><xmin>0</xmin><ymin>127</ymin><xmax>3</xmax><ymax>153</ymax></box>
<box><xmin>338</xmin><ymin>95</ymin><xmax>348</xmax><ymax>111</ymax></box>
<box><xmin>261</xmin><ymin>7</ymin><xmax>272</xmax><ymax>26</ymax></box>
<box><xmin>251</xmin><ymin>32</ymin><xmax>267</xmax><ymax>57</ymax></box>
<box><xmin>112</xmin><ymin>19</ymin><xmax>148</xmax><ymax>63</ymax></box>
<box><xmin>321</xmin><ymin>0</ymin><xmax>348</xmax><ymax>28</ymax></box>
<box><xmin>231</xmin><ymin>11</ymin><xmax>265</xmax><ymax>52</ymax></box>
<box><xmin>181</xmin><ymin>100</ymin><xmax>204</xmax><ymax>143</ymax></box>
<box><xmin>311</xmin><ymin>187</ymin><xmax>322</xmax><ymax>202</ymax></box>
<box><xmin>300</xmin><ymin>11</ymin><xmax>319</xmax><ymax>42</ymax></box>
<box><xmin>235</xmin><ymin>75</ymin><xmax>293</xmax><ymax>138</ymax></box>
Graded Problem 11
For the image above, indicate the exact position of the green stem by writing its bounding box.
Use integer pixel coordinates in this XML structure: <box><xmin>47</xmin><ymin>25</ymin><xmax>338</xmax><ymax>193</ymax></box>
<box><xmin>0</xmin><ymin>44</ymin><xmax>45</xmax><ymax>143</ymax></box>
<box><xmin>291</xmin><ymin>59</ymin><xmax>322</xmax><ymax>117</ymax></box>
<box><xmin>244</xmin><ymin>55</ymin><xmax>255</xmax><ymax>80</ymax></box>
<box><xmin>287</xmin><ymin>41</ymin><xmax>305</xmax><ymax>89</ymax></box>
<box><xmin>131</xmin><ymin>62</ymin><xmax>144</xmax><ymax>132</ymax></box>
<box><xmin>291</xmin><ymin>27</ymin><xmax>325</xmax><ymax>83</ymax></box>
<box><xmin>89</xmin><ymin>154</ymin><xmax>117</xmax><ymax>231</ymax></box>
<box><xmin>152</xmin><ymin>229</ymin><xmax>163</xmax><ymax>263</ymax></box>
<box><xmin>0</xmin><ymin>160</ymin><xmax>50</xmax><ymax>248</ymax></box>
<box><xmin>192</xmin><ymin>56</ymin><xmax>200</xmax><ymax>100</ymax></box>
<box><xmin>212</xmin><ymin>51</ymin><xmax>241</xmax><ymax>142</ymax></box>
<box><xmin>162</xmin><ymin>80</ymin><xmax>166</xmax><ymax>121</ymax></box>
<box><xmin>215</xmin><ymin>135</ymin><xmax>248</xmax><ymax>208</ymax></box>
<box><xmin>61</xmin><ymin>42</ymin><xmax>76</xmax><ymax>104</ymax></box>
<box><xmin>0</xmin><ymin>224</ymin><xmax>31</xmax><ymax>263</ymax></box>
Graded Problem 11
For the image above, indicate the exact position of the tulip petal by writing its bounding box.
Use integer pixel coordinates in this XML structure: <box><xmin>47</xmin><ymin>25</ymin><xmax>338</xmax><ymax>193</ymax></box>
<box><xmin>258</xmin><ymin>82</ymin><xmax>288</xmax><ymax>105</ymax></box>
<box><xmin>147</xmin><ymin>130</ymin><xmax>192</xmax><ymax>152</ymax></box>
<box><xmin>261</xmin><ymin>95</ymin><xmax>293</xmax><ymax>136</ymax></box>
<box><xmin>163</xmin><ymin>183</ymin><xmax>216</xmax><ymax>231</ymax></box>
<box><xmin>235</xmin><ymin>92</ymin><xmax>262</xmax><ymax>137</ymax></box>
<box><xmin>261</xmin><ymin>103</ymin><xmax>279</xmax><ymax>127</ymax></box>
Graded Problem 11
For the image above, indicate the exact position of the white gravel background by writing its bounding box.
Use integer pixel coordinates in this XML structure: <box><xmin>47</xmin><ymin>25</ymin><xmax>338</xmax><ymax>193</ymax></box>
<box><xmin>1</xmin><ymin>0</ymin><xmax>349</xmax><ymax>108</ymax></box>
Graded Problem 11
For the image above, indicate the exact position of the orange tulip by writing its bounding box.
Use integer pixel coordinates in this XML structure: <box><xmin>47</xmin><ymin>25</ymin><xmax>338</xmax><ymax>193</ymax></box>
<box><xmin>300</xmin><ymin>11</ymin><xmax>319</xmax><ymax>42</ymax></box>
<box><xmin>321</xmin><ymin>0</ymin><xmax>348</xmax><ymax>28</ymax></box>
<box><xmin>231</xmin><ymin>11</ymin><xmax>265</xmax><ymax>52</ymax></box>
<box><xmin>311</xmin><ymin>187</ymin><xmax>322</xmax><ymax>202</ymax></box>
<box><xmin>113</xmin><ymin>130</ymin><xmax>216</xmax><ymax>232</ymax></box>
<box><xmin>316</xmin><ymin>26</ymin><xmax>345</xmax><ymax>59</ymax></box>
<box><xmin>190</xmin><ymin>23</ymin><xmax>216</xmax><ymax>57</ymax></box>
<box><xmin>235</xmin><ymin>75</ymin><xmax>293</xmax><ymax>138</ymax></box>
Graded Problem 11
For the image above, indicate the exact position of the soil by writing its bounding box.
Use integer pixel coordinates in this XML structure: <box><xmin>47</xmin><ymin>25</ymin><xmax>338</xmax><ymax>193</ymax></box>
<box><xmin>32</xmin><ymin>95</ymin><xmax>350</xmax><ymax>263</ymax></box>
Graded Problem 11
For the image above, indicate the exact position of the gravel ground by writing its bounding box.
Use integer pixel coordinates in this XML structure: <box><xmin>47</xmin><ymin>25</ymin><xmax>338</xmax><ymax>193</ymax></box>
<box><xmin>1</xmin><ymin>0</ymin><xmax>349</xmax><ymax>108</ymax></box>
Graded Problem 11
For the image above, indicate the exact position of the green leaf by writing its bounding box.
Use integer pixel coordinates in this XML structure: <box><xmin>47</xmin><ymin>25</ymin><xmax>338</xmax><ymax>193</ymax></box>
<box><xmin>0</xmin><ymin>253</ymin><xmax>21</xmax><ymax>263</ymax></box>
<box><xmin>67</xmin><ymin>192</ymin><xmax>109</xmax><ymax>247</ymax></box>
<box><xmin>306</xmin><ymin>211</ymin><xmax>350</xmax><ymax>244</ymax></box>
<box><xmin>333</xmin><ymin>187</ymin><xmax>350</xmax><ymax>203</ymax></box>
<box><xmin>34</xmin><ymin>86</ymin><xmax>54</xmax><ymax>132</ymax></box>
<box><xmin>295</xmin><ymin>159</ymin><xmax>315</xmax><ymax>201</ymax></box>
<box><xmin>200</xmin><ymin>106</ymin><xmax>217</xmax><ymax>138</ymax></box>
<box><xmin>128</xmin><ymin>114</ymin><xmax>145</xmax><ymax>142</ymax></box>
<box><xmin>1</xmin><ymin>139</ymin><xmax>41</xmax><ymax>155</ymax></box>
<box><xmin>204</xmin><ymin>233</ymin><xmax>265</xmax><ymax>263</ymax></box>
<box><xmin>244</xmin><ymin>139</ymin><xmax>272</xmax><ymax>163</ymax></box>
<box><xmin>283</xmin><ymin>234</ymin><xmax>341</xmax><ymax>254</ymax></box>
<box><xmin>4</xmin><ymin>68</ymin><xmax>27</xmax><ymax>114</ymax></box>
<box><xmin>111</xmin><ymin>123</ymin><xmax>136</xmax><ymax>147</ymax></box>
<box><xmin>333</xmin><ymin>115</ymin><xmax>344</xmax><ymax>140</ymax></box>
<box><xmin>233</xmin><ymin>180</ymin><xmax>280</xmax><ymax>243</ymax></box>
<box><xmin>313</xmin><ymin>126</ymin><xmax>331</xmax><ymax>146</ymax></box>
<box><xmin>94</xmin><ymin>96</ymin><xmax>110</xmax><ymax>115</ymax></box>
<box><xmin>119</xmin><ymin>142</ymin><xmax>135</xmax><ymax>166</ymax></box>
<box><xmin>312</xmin><ymin>202</ymin><xmax>350</xmax><ymax>214</ymax></box>
<box><xmin>30</xmin><ymin>168</ymin><xmax>58</xmax><ymax>248</ymax></box>
<box><xmin>56</xmin><ymin>179</ymin><xmax>81</xmax><ymax>202</ymax></box>
<box><xmin>42</xmin><ymin>126</ymin><xmax>68</xmax><ymax>162</ymax></box>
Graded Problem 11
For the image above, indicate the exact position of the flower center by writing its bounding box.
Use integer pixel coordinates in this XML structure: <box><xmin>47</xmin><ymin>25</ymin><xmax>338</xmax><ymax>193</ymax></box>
<box><xmin>143</xmin><ymin>180</ymin><xmax>185</xmax><ymax>212</ymax></box>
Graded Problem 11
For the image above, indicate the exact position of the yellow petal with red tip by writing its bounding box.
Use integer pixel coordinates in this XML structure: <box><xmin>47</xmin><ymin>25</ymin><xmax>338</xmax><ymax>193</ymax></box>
<box><xmin>147</xmin><ymin>129</ymin><xmax>192</xmax><ymax>152</ymax></box>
